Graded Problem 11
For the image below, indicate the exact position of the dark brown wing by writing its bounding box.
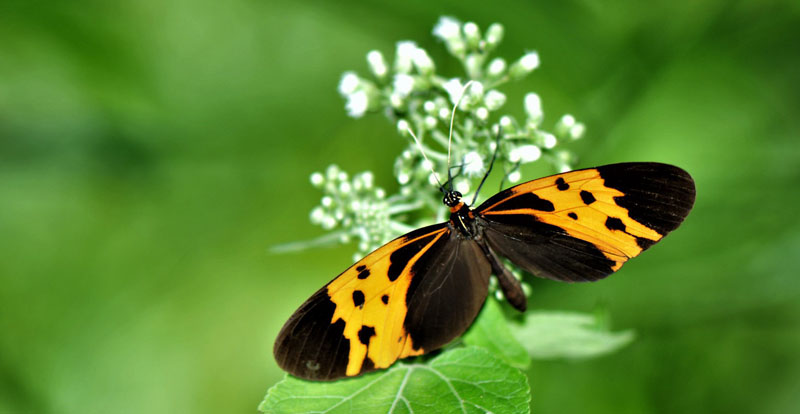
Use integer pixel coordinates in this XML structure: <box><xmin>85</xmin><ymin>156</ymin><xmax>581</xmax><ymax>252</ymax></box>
<box><xmin>273</xmin><ymin>224</ymin><xmax>492</xmax><ymax>381</ymax></box>
<box><xmin>475</xmin><ymin>163</ymin><xmax>696</xmax><ymax>282</ymax></box>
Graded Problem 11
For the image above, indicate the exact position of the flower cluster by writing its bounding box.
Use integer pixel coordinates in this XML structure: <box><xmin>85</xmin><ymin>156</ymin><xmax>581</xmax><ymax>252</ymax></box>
<box><xmin>305</xmin><ymin>165</ymin><xmax>422</xmax><ymax>260</ymax></box>
<box><xmin>294</xmin><ymin>17</ymin><xmax>589</xmax><ymax>301</ymax></box>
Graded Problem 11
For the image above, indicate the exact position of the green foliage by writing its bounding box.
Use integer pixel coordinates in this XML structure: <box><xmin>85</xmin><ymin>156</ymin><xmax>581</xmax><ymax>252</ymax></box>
<box><xmin>260</xmin><ymin>347</ymin><xmax>530</xmax><ymax>414</ymax></box>
<box><xmin>462</xmin><ymin>298</ymin><xmax>531</xmax><ymax>369</ymax></box>
<box><xmin>510</xmin><ymin>311</ymin><xmax>634</xmax><ymax>360</ymax></box>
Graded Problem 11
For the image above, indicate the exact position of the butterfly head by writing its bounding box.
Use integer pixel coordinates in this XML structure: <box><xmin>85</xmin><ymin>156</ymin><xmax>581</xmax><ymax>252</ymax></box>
<box><xmin>443</xmin><ymin>190</ymin><xmax>463</xmax><ymax>207</ymax></box>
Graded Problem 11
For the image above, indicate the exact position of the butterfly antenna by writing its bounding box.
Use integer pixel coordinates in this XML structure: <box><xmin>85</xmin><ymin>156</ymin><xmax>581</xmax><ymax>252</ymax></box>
<box><xmin>447</xmin><ymin>80</ymin><xmax>474</xmax><ymax>191</ymax></box>
<box><xmin>406</xmin><ymin>127</ymin><xmax>444</xmax><ymax>191</ymax></box>
<box><xmin>471</xmin><ymin>127</ymin><xmax>503</xmax><ymax>206</ymax></box>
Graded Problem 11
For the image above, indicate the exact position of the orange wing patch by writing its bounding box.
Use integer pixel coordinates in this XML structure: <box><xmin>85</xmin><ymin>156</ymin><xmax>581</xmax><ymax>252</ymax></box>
<box><xmin>480</xmin><ymin>168</ymin><xmax>663</xmax><ymax>270</ymax></box>
<box><xmin>325</xmin><ymin>225</ymin><xmax>449</xmax><ymax>376</ymax></box>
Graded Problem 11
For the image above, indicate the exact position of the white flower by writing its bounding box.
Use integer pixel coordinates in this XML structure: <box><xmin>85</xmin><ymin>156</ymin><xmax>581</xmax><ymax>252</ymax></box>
<box><xmin>393</xmin><ymin>73</ymin><xmax>415</xmax><ymax>96</ymax></box>
<box><xmin>484</xmin><ymin>90</ymin><xmax>506</xmax><ymax>110</ymax></box>
<box><xmin>510</xmin><ymin>51</ymin><xmax>541</xmax><ymax>79</ymax></box>
<box><xmin>509</xmin><ymin>145</ymin><xmax>541</xmax><ymax>163</ymax></box>
<box><xmin>463</xmin><ymin>22</ymin><xmax>479</xmax><ymax>40</ymax></box>
<box><xmin>338</xmin><ymin>72</ymin><xmax>360</xmax><ymax>95</ymax></box>
<box><xmin>570</xmin><ymin>123</ymin><xmax>586</xmax><ymax>139</ymax></box>
<box><xmin>485</xmin><ymin>23</ymin><xmax>504</xmax><ymax>46</ymax></box>
<box><xmin>508</xmin><ymin>170</ymin><xmax>521</xmax><ymax>183</ymax></box>
<box><xmin>389</xmin><ymin>93</ymin><xmax>404</xmax><ymax>108</ymax></box>
<box><xmin>467</xmin><ymin>81</ymin><xmax>484</xmax><ymax>98</ymax></box>
<box><xmin>519</xmin><ymin>51</ymin><xmax>540</xmax><ymax>71</ymax></box>
<box><xmin>560</xmin><ymin>114</ymin><xmax>576</xmax><ymax>127</ymax></box>
<box><xmin>398</xmin><ymin>172</ymin><xmax>410</xmax><ymax>184</ymax></box>
<box><xmin>488</xmin><ymin>58</ymin><xmax>507</xmax><ymax>77</ymax></box>
<box><xmin>310</xmin><ymin>207</ymin><xmax>325</xmax><ymax>224</ymax></box>
<box><xmin>475</xmin><ymin>107</ymin><xmax>489</xmax><ymax>121</ymax></box>
<box><xmin>443</xmin><ymin>78</ymin><xmax>464</xmax><ymax>105</ymax></box>
<box><xmin>499</xmin><ymin>115</ymin><xmax>514</xmax><ymax>132</ymax></box>
<box><xmin>424</xmin><ymin>115</ymin><xmax>437</xmax><ymax>129</ymax></box>
<box><xmin>433</xmin><ymin>16</ymin><xmax>466</xmax><ymax>56</ymax></box>
<box><xmin>411</xmin><ymin>47</ymin><xmax>434</xmax><ymax>74</ymax></box>
<box><xmin>345</xmin><ymin>90</ymin><xmax>369</xmax><ymax>118</ymax></box>
<box><xmin>433</xmin><ymin>16</ymin><xmax>461</xmax><ymax>41</ymax></box>
<box><xmin>524</xmin><ymin>93</ymin><xmax>543</xmax><ymax>120</ymax></box>
<box><xmin>395</xmin><ymin>41</ymin><xmax>417</xmax><ymax>73</ymax></box>
<box><xmin>366</xmin><ymin>50</ymin><xmax>388</xmax><ymax>78</ymax></box>
<box><xmin>541</xmin><ymin>132</ymin><xmax>557</xmax><ymax>149</ymax></box>
<box><xmin>463</xmin><ymin>151</ymin><xmax>485</xmax><ymax>176</ymax></box>
<box><xmin>396</xmin><ymin>119</ymin><xmax>410</xmax><ymax>135</ymax></box>
<box><xmin>321</xmin><ymin>216</ymin><xmax>337</xmax><ymax>230</ymax></box>
<box><xmin>359</xmin><ymin>171</ymin><xmax>374</xmax><ymax>189</ymax></box>
<box><xmin>310</xmin><ymin>172</ymin><xmax>324</xmax><ymax>187</ymax></box>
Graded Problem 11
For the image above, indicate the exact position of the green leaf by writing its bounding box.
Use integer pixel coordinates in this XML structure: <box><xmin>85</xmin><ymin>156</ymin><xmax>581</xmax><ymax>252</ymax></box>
<box><xmin>509</xmin><ymin>310</ymin><xmax>634</xmax><ymax>360</ymax></box>
<box><xmin>260</xmin><ymin>346</ymin><xmax>530</xmax><ymax>414</ymax></box>
<box><xmin>463</xmin><ymin>297</ymin><xmax>531</xmax><ymax>369</ymax></box>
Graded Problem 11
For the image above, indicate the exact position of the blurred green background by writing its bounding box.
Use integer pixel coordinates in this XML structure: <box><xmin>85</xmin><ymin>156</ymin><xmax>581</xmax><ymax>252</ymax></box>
<box><xmin>1</xmin><ymin>0</ymin><xmax>799</xmax><ymax>413</ymax></box>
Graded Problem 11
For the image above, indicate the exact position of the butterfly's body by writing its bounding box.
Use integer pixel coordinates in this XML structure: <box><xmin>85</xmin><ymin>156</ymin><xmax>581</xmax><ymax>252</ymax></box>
<box><xmin>274</xmin><ymin>162</ymin><xmax>696</xmax><ymax>381</ymax></box>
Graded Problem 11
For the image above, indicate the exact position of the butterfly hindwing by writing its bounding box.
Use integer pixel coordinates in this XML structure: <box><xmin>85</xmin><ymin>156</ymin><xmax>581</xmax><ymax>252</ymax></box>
<box><xmin>273</xmin><ymin>223</ymin><xmax>492</xmax><ymax>381</ymax></box>
<box><xmin>476</xmin><ymin>162</ymin><xmax>695</xmax><ymax>282</ymax></box>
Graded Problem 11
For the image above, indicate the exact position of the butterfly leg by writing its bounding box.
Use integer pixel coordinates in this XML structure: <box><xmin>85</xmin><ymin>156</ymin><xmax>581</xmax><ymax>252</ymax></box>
<box><xmin>478</xmin><ymin>241</ymin><xmax>527</xmax><ymax>312</ymax></box>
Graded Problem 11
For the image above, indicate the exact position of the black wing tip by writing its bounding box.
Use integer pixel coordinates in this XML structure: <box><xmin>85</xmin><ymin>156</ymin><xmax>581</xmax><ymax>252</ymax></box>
<box><xmin>596</xmin><ymin>162</ymin><xmax>696</xmax><ymax>236</ymax></box>
<box><xmin>272</xmin><ymin>290</ymin><xmax>352</xmax><ymax>381</ymax></box>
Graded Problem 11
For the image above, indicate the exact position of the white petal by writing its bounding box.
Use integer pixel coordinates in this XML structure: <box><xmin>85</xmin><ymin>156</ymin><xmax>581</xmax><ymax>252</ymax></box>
<box><xmin>393</xmin><ymin>74</ymin><xmax>415</xmax><ymax>96</ymax></box>
<box><xmin>520</xmin><ymin>51</ymin><xmax>540</xmax><ymax>71</ymax></box>
<box><xmin>345</xmin><ymin>90</ymin><xmax>369</xmax><ymax>118</ymax></box>
<box><xmin>338</xmin><ymin>72</ymin><xmax>360</xmax><ymax>95</ymax></box>
<box><xmin>524</xmin><ymin>93</ymin><xmax>542</xmax><ymax>119</ymax></box>
<box><xmin>433</xmin><ymin>16</ymin><xmax>461</xmax><ymax>40</ymax></box>
<box><xmin>366</xmin><ymin>50</ymin><xmax>387</xmax><ymax>77</ymax></box>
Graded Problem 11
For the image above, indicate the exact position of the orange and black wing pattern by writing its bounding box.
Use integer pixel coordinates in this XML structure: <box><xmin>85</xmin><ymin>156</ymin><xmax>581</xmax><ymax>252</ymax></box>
<box><xmin>476</xmin><ymin>162</ymin><xmax>695</xmax><ymax>282</ymax></box>
<box><xmin>273</xmin><ymin>224</ymin><xmax>492</xmax><ymax>381</ymax></box>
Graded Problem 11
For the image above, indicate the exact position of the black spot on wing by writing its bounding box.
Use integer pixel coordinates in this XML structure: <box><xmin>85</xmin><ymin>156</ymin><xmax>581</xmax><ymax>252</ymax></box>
<box><xmin>556</xmin><ymin>177</ymin><xmax>569</xmax><ymax>191</ymax></box>
<box><xmin>490</xmin><ymin>191</ymin><xmax>555</xmax><ymax>212</ymax></box>
<box><xmin>357</xmin><ymin>325</ymin><xmax>376</xmax><ymax>345</ymax></box>
<box><xmin>356</xmin><ymin>265</ymin><xmax>366</xmax><ymax>272</ymax></box>
<box><xmin>352</xmin><ymin>290</ymin><xmax>365</xmax><ymax>308</ymax></box>
<box><xmin>597</xmin><ymin>163</ymin><xmax>696</xmax><ymax>236</ymax></box>
<box><xmin>357</xmin><ymin>268</ymin><xmax>370</xmax><ymax>279</ymax></box>
<box><xmin>580</xmin><ymin>190</ymin><xmax>596</xmax><ymax>205</ymax></box>
<box><xmin>568</xmin><ymin>212</ymin><xmax>578</xmax><ymax>220</ymax></box>
<box><xmin>381</xmin><ymin>295</ymin><xmax>389</xmax><ymax>304</ymax></box>
<box><xmin>273</xmin><ymin>289</ymin><xmax>351</xmax><ymax>380</ymax></box>
<box><xmin>605</xmin><ymin>217</ymin><xmax>626</xmax><ymax>231</ymax></box>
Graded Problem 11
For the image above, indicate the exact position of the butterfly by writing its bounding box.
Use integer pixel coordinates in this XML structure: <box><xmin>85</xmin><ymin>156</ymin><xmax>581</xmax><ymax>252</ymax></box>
<box><xmin>274</xmin><ymin>161</ymin><xmax>695</xmax><ymax>381</ymax></box>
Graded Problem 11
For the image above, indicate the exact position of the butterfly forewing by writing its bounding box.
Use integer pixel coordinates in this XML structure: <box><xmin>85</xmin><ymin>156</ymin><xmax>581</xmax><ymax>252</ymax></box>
<box><xmin>476</xmin><ymin>162</ymin><xmax>696</xmax><ymax>282</ymax></box>
<box><xmin>273</xmin><ymin>223</ymin><xmax>492</xmax><ymax>381</ymax></box>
